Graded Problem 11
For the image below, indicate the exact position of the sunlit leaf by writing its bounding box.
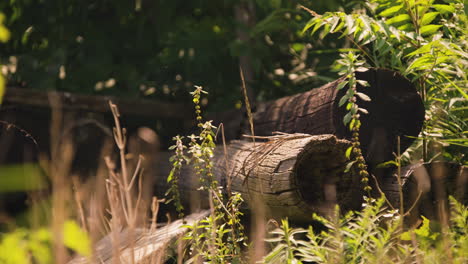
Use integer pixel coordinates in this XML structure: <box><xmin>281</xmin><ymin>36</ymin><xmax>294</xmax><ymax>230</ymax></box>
<box><xmin>345</xmin><ymin>15</ymin><xmax>355</xmax><ymax>34</ymax></box>
<box><xmin>398</xmin><ymin>23</ymin><xmax>414</xmax><ymax>31</ymax></box>
<box><xmin>0</xmin><ymin>163</ymin><xmax>46</xmax><ymax>192</ymax></box>
<box><xmin>420</xmin><ymin>12</ymin><xmax>439</xmax><ymax>26</ymax></box>
<box><xmin>63</xmin><ymin>220</ymin><xmax>92</xmax><ymax>257</ymax></box>
<box><xmin>432</xmin><ymin>4</ymin><xmax>455</xmax><ymax>15</ymax></box>
<box><xmin>329</xmin><ymin>16</ymin><xmax>342</xmax><ymax>33</ymax></box>
<box><xmin>420</xmin><ymin>24</ymin><xmax>442</xmax><ymax>36</ymax></box>
<box><xmin>379</xmin><ymin>5</ymin><xmax>404</xmax><ymax>17</ymax></box>
<box><xmin>0</xmin><ymin>13</ymin><xmax>10</xmax><ymax>43</ymax></box>
<box><xmin>345</xmin><ymin>146</ymin><xmax>353</xmax><ymax>159</ymax></box>
<box><xmin>0</xmin><ymin>230</ymin><xmax>29</xmax><ymax>263</ymax></box>
<box><xmin>386</xmin><ymin>14</ymin><xmax>411</xmax><ymax>25</ymax></box>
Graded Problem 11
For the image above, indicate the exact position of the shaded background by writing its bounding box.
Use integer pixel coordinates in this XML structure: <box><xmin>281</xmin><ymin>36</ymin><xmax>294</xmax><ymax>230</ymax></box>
<box><xmin>0</xmin><ymin>0</ymin><xmax>359</xmax><ymax>110</ymax></box>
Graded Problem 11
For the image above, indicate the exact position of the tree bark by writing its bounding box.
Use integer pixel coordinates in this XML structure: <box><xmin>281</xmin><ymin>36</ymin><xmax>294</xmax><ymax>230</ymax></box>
<box><xmin>245</xmin><ymin>68</ymin><xmax>425</xmax><ymax>167</ymax></box>
<box><xmin>154</xmin><ymin>134</ymin><xmax>361</xmax><ymax>222</ymax></box>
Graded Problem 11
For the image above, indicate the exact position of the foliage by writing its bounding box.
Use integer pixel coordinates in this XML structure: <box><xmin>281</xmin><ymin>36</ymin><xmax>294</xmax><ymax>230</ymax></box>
<box><xmin>333</xmin><ymin>51</ymin><xmax>372</xmax><ymax>192</ymax></box>
<box><xmin>184</xmin><ymin>192</ymin><xmax>246</xmax><ymax>264</ymax></box>
<box><xmin>0</xmin><ymin>219</ymin><xmax>91</xmax><ymax>264</ymax></box>
<box><xmin>0</xmin><ymin>12</ymin><xmax>9</xmax><ymax>103</ymax></box>
<box><xmin>262</xmin><ymin>197</ymin><xmax>468</xmax><ymax>264</ymax></box>
<box><xmin>0</xmin><ymin>0</ymin><xmax>350</xmax><ymax>110</ymax></box>
<box><xmin>303</xmin><ymin>0</ymin><xmax>467</xmax><ymax>164</ymax></box>
<box><xmin>168</xmin><ymin>86</ymin><xmax>247</xmax><ymax>263</ymax></box>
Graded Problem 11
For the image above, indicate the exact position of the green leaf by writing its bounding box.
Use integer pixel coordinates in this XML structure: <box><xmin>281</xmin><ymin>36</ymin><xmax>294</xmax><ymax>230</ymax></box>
<box><xmin>414</xmin><ymin>216</ymin><xmax>438</xmax><ymax>240</ymax></box>
<box><xmin>320</xmin><ymin>23</ymin><xmax>332</xmax><ymax>39</ymax></box>
<box><xmin>432</xmin><ymin>4</ymin><xmax>455</xmax><ymax>15</ymax></box>
<box><xmin>167</xmin><ymin>169</ymin><xmax>174</xmax><ymax>182</ymax></box>
<box><xmin>406</xmin><ymin>54</ymin><xmax>433</xmax><ymax>72</ymax></box>
<box><xmin>330</xmin><ymin>16</ymin><xmax>343</xmax><ymax>33</ymax></box>
<box><xmin>63</xmin><ymin>220</ymin><xmax>92</xmax><ymax>257</ymax></box>
<box><xmin>302</xmin><ymin>18</ymin><xmax>317</xmax><ymax>34</ymax></box>
<box><xmin>376</xmin><ymin>160</ymin><xmax>398</xmax><ymax>168</ymax></box>
<box><xmin>398</xmin><ymin>23</ymin><xmax>414</xmax><ymax>31</ymax></box>
<box><xmin>343</xmin><ymin>112</ymin><xmax>352</xmax><ymax>125</ymax></box>
<box><xmin>0</xmin><ymin>163</ymin><xmax>46</xmax><ymax>192</ymax></box>
<box><xmin>0</xmin><ymin>13</ymin><xmax>10</xmax><ymax>43</ymax></box>
<box><xmin>406</xmin><ymin>42</ymin><xmax>433</xmax><ymax>57</ymax></box>
<box><xmin>311</xmin><ymin>20</ymin><xmax>326</xmax><ymax>36</ymax></box>
<box><xmin>0</xmin><ymin>230</ymin><xmax>30</xmax><ymax>263</ymax></box>
<box><xmin>386</xmin><ymin>14</ymin><xmax>411</xmax><ymax>25</ymax></box>
<box><xmin>400</xmin><ymin>230</ymin><xmax>411</xmax><ymax>241</ymax></box>
<box><xmin>379</xmin><ymin>5</ymin><xmax>404</xmax><ymax>17</ymax></box>
<box><xmin>345</xmin><ymin>146</ymin><xmax>353</xmax><ymax>159</ymax></box>
<box><xmin>336</xmin><ymin>80</ymin><xmax>348</xmax><ymax>90</ymax></box>
<box><xmin>339</xmin><ymin>95</ymin><xmax>349</xmax><ymax>107</ymax></box>
<box><xmin>420</xmin><ymin>12</ymin><xmax>439</xmax><ymax>26</ymax></box>
<box><xmin>292</xmin><ymin>43</ymin><xmax>305</xmax><ymax>52</ymax></box>
<box><xmin>344</xmin><ymin>160</ymin><xmax>356</xmax><ymax>172</ymax></box>
<box><xmin>419</xmin><ymin>25</ymin><xmax>442</xmax><ymax>36</ymax></box>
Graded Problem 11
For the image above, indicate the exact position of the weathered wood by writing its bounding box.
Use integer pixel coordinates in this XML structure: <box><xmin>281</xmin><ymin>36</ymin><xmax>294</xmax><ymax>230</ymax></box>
<box><xmin>3</xmin><ymin>86</ymin><xmax>192</xmax><ymax>119</ymax></box>
<box><xmin>247</xmin><ymin>68</ymin><xmax>425</xmax><ymax>166</ymax></box>
<box><xmin>69</xmin><ymin>210</ymin><xmax>210</xmax><ymax>264</ymax></box>
<box><xmin>153</xmin><ymin>134</ymin><xmax>361</xmax><ymax>222</ymax></box>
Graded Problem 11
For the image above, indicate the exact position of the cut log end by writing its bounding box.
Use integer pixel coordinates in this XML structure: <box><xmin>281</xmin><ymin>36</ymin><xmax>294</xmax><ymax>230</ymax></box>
<box><xmin>224</xmin><ymin>134</ymin><xmax>362</xmax><ymax>222</ymax></box>
<box><xmin>294</xmin><ymin>136</ymin><xmax>363</xmax><ymax>215</ymax></box>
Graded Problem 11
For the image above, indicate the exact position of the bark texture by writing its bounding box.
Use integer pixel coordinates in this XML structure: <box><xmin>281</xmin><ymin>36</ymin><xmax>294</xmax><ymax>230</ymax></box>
<box><xmin>247</xmin><ymin>68</ymin><xmax>425</xmax><ymax>166</ymax></box>
<box><xmin>154</xmin><ymin>134</ymin><xmax>360</xmax><ymax>222</ymax></box>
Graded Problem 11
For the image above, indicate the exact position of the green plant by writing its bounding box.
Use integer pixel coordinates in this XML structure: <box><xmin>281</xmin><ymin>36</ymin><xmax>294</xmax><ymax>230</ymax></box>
<box><xmin>333</xmin><ymin>51</ymin><xmax>372</xmax><ymax>193</ymax></box>
<box><xmin>167</xmin><ymin>86</ymin><xmax>247</xmax><ymax>263</ymax></box>
<box><xmin>262</xmin><ymin>197</ymin><xmax>468</xmax><ymax>263</ymax></box>
<box><xmin>262</xmin><ymin>219</ymin><xmax>305</xmax><ymax>264</ymax></box>
<box><xmin>0</xmin><ymin>12</ymin><xmax>10</xmax><ymax>103</ymax></box>
<box><xmin>0</xmin><ymin>219</ymin><xmax>91</xmax><ymax>264</ymax></box>
<box><xmin>302</xmin><ymin>0</ymin><xmax>467</xmax><ymax>164</ymax></box>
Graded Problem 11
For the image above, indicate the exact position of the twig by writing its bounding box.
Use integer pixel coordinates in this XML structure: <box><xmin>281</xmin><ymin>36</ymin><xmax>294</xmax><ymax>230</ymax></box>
<box><xmin>240</xmin><ymin>66</ymin><xmax>255</xmax><ymax>145</ymax></box>
<box><xmin>371</xmin><ymin>174</ymin><xmax>397</xmax><ymax>211</ymax></box>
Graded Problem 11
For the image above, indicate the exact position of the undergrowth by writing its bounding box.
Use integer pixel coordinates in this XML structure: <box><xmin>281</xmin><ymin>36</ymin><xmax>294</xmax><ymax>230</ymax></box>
<box><xmin>0</xmin><ymin>0</ymin><xmax>466</xmax><ymax>263</ymax></box>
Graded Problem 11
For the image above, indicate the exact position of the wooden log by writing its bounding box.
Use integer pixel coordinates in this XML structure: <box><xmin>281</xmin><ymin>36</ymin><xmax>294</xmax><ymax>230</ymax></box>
<box><xmin>69</xmin><ymin>210</ymin><xmax>210</xmax><ymax>264</ymax></box>
<box><xmin>153</xmin><ymin>134</ymin><xmax>361</xmax><ymax>222</ymax></box>
<box><xmin>3</xmin><ymin>86</ymin><xmax>192</xmax><ymax>119</ymax></box>
<box><xmin>249</xmin><ymin>68</ymin><xmax>425</xmax><ymax>166</ymax></box>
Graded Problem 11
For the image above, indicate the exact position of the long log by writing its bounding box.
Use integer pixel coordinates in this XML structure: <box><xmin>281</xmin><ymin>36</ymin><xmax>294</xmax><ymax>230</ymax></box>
<box><xmin>154</xmin><ymin>134</ymin><xmax>362</xmax><ymax>222</ymax></box>
<box><xmin>3</xmin><ymin>86</ymin><xmax>192</xmax><ymax>119</ymax></box>
<box><xmin>69</xmin><ymin>210</ymin><xmax>210</xmax><ymax>264</ymax></box>
<box><xmin>246</xmin><ymin>68</ymin><xmax>424</xmax><ymax>166</ymax></box>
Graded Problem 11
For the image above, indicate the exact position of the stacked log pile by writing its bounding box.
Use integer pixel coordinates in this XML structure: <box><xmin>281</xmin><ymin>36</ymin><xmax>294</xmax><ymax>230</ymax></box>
<box><xmin>152</xmin><ymin>68</ymin><xmax>433</xmax><ymax>222</ymax></box>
